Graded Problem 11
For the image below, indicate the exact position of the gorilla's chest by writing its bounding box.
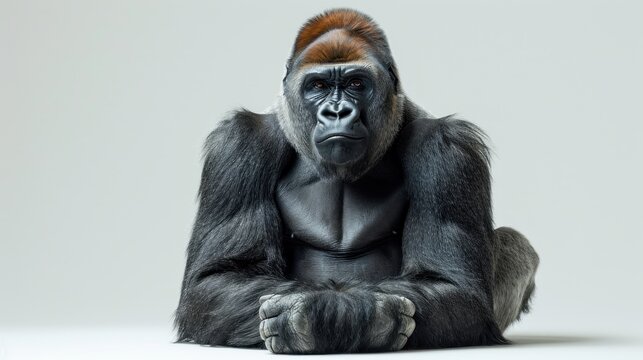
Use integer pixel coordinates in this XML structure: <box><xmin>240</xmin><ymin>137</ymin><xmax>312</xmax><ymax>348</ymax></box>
<box><xmin>275</xmin><ymin>154</ymin><xmax>408</xmax><ymax>282</ymax></box>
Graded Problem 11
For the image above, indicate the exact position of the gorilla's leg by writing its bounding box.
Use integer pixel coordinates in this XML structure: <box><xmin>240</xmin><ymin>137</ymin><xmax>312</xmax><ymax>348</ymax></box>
<box><xmin>491</xmin><ymin>227</ymin><xmax>540</xmax><ymax>332</ymax></box>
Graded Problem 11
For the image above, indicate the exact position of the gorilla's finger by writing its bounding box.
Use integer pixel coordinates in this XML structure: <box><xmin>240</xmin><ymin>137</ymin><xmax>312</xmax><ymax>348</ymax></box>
<box><xmin>259</xmin><ymin>293</ymin><xmax>277</xmax><ymax>306</ymax></box>
<box><xmin>264</xmin><ymin>336</ymin><xmax>276</xmax><ymax>353</ymax></box>
<box><xmin>391</xmin><ymin>333</ymin><xmax>409</xmax><ymax>351</ymax></box>
<box><xmin>259</xmin><ymin>317</ymin><xmax>281</xmax><ymax>340</ymax></box>
<box><xmin>399</xmin><ymin>315</ymin><xmax>416</xmax><ymax>337</ymax></box>
<box><xmin>267</xmin><ymin>336</ymin><xmax>291</xmax><ymax>354</ymax></box>
<box><xmin>398</xmin><ymin>296</ymin><xmax>416</xmax><ymax>317</ymax></box>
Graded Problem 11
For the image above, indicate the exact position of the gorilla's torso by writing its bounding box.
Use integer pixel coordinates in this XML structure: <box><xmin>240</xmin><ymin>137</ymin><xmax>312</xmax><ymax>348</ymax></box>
<box><xmin>276</xmin><ymin>151</ymin><xmax>408</xmax><ymax>282</ymax></box>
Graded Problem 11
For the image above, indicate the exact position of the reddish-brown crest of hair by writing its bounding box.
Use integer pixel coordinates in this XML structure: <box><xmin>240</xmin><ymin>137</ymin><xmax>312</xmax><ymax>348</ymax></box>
<box><xmin>291</xmin><ymin>9</ymin><xmax>388</xmax><ymax>65</ymax></box>
<box><xmin>301</xmin><ymin>30</ymin><xmax>368</xmax><ymax>65</ymax></box>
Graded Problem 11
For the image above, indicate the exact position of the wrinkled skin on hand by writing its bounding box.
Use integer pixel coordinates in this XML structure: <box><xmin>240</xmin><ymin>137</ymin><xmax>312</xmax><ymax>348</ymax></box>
<box><xmin>259</xmin><ymin>293</ymin><xmax>314</xmax><ymax>353</ymax></box>
<box><xmin>258</xmin><ymin>292</ymin><xmax>416</xmax><ymax>354</ymax></box>
<box><xmin>366</xmin><ymin>293</ymin><xmax>416</xmax><ymax>351</ymax></box>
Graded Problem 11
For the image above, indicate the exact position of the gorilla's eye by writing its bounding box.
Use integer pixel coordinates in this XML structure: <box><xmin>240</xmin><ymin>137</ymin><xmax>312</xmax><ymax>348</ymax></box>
<box><xmin>349</xmin><ymin>79</ymin><xmax>364</xmax><ymax>89</ymax></box>
<box><xmin>312</xmin><ymin>80</ymin><xmax>327</xmax><ymax>89</ymax></box>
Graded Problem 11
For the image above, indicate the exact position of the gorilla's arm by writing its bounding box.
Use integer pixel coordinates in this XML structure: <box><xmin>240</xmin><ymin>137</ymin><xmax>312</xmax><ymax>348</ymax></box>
<box><xmin>374</xmin><ymin>116</ymin><xmax>506</xmax><ymax>348</ymax></box>
<box><xmin>174</xmin><ymin>111</ymin><xmax>300</xmax><ymax>347</ymax></box>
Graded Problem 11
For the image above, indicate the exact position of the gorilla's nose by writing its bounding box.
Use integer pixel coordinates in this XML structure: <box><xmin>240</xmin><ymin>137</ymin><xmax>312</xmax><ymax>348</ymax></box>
<box><xmin>317</xmin><ymin>101</ymin><xmax>360</xmax><ymax>126</ymax></box>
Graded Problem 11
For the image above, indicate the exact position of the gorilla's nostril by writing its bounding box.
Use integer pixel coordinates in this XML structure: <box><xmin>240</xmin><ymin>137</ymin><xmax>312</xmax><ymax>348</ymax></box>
<box><xmin>337</xmin><ymin>108</ymin><xmax>353</xmax><ymax>119</ymax></box>
<box><xmin>321</xmin><ymin>109</ymin><xmax>337</xmax><ymax>119</ymax></box>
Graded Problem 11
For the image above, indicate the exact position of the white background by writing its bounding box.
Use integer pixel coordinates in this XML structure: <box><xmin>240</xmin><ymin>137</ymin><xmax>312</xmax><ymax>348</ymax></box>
<box><xmin>1</xmin><ymin>0</ymin><xmax>642</xmax><ymax>359</ymax></box>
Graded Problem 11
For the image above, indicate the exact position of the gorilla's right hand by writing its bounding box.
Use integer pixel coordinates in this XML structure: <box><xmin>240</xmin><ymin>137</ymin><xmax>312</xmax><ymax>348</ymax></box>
<box><xmin>258</xmin><ymin>291</ymin><xmax>416</xmax><ymax>353</ymax></box>
<box><xmin>364</xmin><ymin>293</ymin><xmax>416</xmax><ymax>351</ymax></box>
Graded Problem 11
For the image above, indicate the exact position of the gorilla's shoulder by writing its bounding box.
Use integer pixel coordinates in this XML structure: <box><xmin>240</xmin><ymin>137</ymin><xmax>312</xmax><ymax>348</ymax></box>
<box><xmin>199</xmin><ymin>109</ymin><xmax>292</xmax><ymax>194</ymax></box>
<box><xmin>205</xmin><ymin>109</ymin><xmax>285</xmax><ymax>149</ymax></box>
<box><xmin>203</xmin><ymin>109</ymin><xmax>289</xmax><ymax>160</ymax></box>
<box><xmin>396</xmin><ymin>116</ymin><xmax>491</xmax><ymax>167</ymax></box>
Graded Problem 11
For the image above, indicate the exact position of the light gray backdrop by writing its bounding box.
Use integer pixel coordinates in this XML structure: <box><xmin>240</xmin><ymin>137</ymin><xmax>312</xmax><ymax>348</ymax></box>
<box><xmin>1</xmin><ymin>0</ymin><xmax>642</xmax><ymax>341</ymax></box>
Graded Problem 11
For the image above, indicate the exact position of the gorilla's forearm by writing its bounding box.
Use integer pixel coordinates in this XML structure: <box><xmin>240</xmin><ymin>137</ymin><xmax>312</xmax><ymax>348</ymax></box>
<box><xmin>277</xmin><ymin>277</ymin><xmax>503</xmax><ymax>350</ymax></box>
<box><xmin>177</xmin><ymin>273</ymin><xmax>412</xmax><ymax>352</ymax></box>
<box><xmin>364</xmin><ymin>277</ymin><xmax>505</xmax><ymax>348</ymax></box>
<box><xmin>176</xmin><ymin>273</ymin><xmax>398</xmax><ymax>352</ymax></box>
<box><xmin>175</xmin><ymin>272</ymin><xmax>299</xmax><ymax>347</ymax></box>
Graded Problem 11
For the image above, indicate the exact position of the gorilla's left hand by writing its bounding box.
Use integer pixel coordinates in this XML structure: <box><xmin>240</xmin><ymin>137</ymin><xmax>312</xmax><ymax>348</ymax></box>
<box><xmin>259</xmin><ymin>291</ymin><xmax>416</xmax><ymax>353</ymax></box>
<box><xmin>259</xmin><ymin>293</ymin><xmax>315</xmax><ymax>353</ymax></box>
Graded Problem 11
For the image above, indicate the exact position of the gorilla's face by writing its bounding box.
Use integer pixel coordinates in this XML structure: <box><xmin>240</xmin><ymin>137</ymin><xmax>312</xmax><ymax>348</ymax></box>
<box><xmin>305</xmin><ymin>65</ymin><xmax>372</xmax><ymax>165</ymax></box>
<box><xmin>278</xmin><ymin>61</ymin><xmax>404</xmax><ymax>181</ymax></box>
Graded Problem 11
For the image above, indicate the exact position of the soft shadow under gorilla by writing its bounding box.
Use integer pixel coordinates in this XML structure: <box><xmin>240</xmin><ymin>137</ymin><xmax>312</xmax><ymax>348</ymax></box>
<box><xmin>507</xmin><ymin>334</ymin><xmax>624</xmax><ymax>346</ymax></box>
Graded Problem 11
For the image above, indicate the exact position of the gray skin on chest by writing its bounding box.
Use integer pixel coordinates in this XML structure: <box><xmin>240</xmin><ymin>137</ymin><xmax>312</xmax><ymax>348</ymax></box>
<box><xmin>275</xmin><ymin>151</ymin><xmax>409</xmax><ymax>282</ymax></box>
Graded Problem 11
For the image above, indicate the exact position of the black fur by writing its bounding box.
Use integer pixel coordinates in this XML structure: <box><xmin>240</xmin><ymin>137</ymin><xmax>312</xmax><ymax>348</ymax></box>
<box><xmin>174</xmin><ymin>8</ymin><xmax>539</xmax><ymax>353</ymax></box>
<box><xmin>175</xmin><ymin>108</ymin><xmax>507</xmax><ymax>351</ymax></box>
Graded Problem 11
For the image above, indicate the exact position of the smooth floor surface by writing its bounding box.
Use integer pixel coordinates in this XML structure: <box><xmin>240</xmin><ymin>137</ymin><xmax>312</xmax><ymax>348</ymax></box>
<box><xmin>1</xmin><ymin>327</ymin><xmax>642</xmax><ymax>360</ymax></box>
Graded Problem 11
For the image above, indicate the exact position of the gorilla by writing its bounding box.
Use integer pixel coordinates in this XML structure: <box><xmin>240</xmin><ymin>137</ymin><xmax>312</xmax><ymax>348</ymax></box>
<box><xmin>175</xmin><ymin>8</ymin><xmax>539</xmax><ymax>354</ymax></box>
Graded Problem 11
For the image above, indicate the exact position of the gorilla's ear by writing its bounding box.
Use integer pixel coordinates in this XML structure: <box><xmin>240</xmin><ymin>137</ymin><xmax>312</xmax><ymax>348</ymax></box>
<box><xmin>283</xmin><ymin>62</ymin><xmax>291</xmax><ymax>83</ymax></box>
<box><xmin>387</xmin><ymin>63</ymin><xmax>399</xmax><ymax>92</ymax></box>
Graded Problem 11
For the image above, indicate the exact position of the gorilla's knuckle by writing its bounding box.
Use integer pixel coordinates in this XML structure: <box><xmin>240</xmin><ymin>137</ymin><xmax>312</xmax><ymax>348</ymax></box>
<box><xmin>393</xmin><ymin>334</ymin><xmax>409</xmax><ymax>350</ymax></box>
<box><xmin>259</xmin><ymin>320</ymin><xmax>266</xmax><ymax>340</ymax></box>
<box><xmin>258</xmin><ymin>305</ymin><xmax>267</xmax><ymax>320</ymax></box>
<box><xmin>264</xmin><ymin>337</ymin><xmax>274</xmax><ymax>353</ymax></box>
<box><xmin>398</xmin><ymin>296</ymin><xmax>416</xmax><ymax>316</ymax></box>
<box><xmin>401</xmin><ymin>316</ymin><xmax>416</xmax><ymax>336</ymax></box>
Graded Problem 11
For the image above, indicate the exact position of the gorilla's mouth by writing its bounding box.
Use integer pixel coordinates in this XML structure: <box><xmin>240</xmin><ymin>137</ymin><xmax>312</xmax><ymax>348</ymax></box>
<box><xmin>312</xmin><ymin>120</ymin><xmax>369</xmax><ymax>165</ymax></box>
<box><xmin>315</xmin><ymin>133</ymin><xmax>365</xmax><ymax>143</ymax></box>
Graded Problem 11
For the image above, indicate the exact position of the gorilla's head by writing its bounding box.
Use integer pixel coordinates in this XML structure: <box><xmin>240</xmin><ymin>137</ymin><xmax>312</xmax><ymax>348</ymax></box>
<box><xmin>276</xmin><ymin>9</ymin><xmax>405</xmax><ymax>181</ymax></box>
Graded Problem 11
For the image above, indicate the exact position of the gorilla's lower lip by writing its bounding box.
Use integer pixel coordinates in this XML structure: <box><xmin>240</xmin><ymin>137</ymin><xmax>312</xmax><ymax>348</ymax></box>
<box><xmin>316</xmin><ymin>134</ymin><xmax>365</xmax><ymax>143</ymax></box>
